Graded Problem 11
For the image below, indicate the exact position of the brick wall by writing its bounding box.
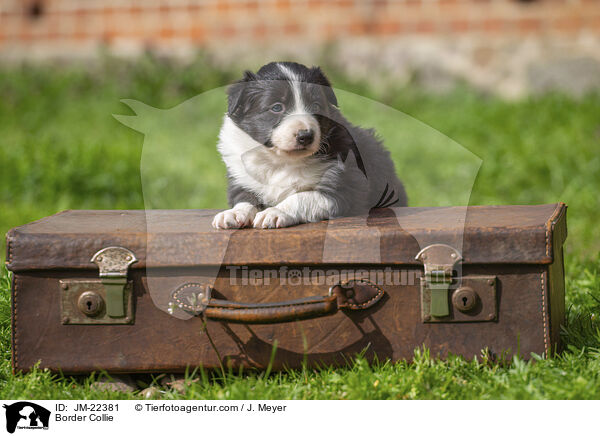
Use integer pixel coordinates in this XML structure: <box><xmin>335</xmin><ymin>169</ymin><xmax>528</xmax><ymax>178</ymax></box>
<box><xmin>2</xmin><ymin>0</ymin><xmax>600</xmax><ymax>96</ymax></box>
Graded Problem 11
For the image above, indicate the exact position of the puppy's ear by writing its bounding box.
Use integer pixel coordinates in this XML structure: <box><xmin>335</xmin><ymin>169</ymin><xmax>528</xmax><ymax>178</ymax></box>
<box><xmin>241</xmin><ymin>70</ymin><xmax>257</xmax><ymax>82</ymax></box>
<box><xmin>309</xmin><ymin>66</ymin><xmax>338</xmax><ymax>107</ymax></box>
<box><xmin>227</xmin><ymin>70</ymin><xmax>257</xmax><ymax>118</ymax></box>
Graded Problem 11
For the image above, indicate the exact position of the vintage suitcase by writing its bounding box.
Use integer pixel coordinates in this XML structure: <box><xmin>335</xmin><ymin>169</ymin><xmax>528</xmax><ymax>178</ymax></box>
<box><xmin>6</xmin><ymin>203</ymin><xmax>567</xmax><ymax>373</ymax></box>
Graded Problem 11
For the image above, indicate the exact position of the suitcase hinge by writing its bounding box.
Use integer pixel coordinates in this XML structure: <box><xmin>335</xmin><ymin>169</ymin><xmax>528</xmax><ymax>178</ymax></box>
<box><xmin>91</xmin><ymin>247</ymin><xmax>138</xmax><ymax>318</ymax></box>
<box><xmin>416</xmin><ymin>244</ymin><xmax>462</xmax><ymax>320</ymax></box>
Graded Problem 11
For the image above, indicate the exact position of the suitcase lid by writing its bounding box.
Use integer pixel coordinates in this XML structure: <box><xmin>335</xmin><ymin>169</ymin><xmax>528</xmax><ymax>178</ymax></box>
<box><xmin>5</xmin><ymin>203</ymin><xmax>567</xmax><ymax>272</ymax></box>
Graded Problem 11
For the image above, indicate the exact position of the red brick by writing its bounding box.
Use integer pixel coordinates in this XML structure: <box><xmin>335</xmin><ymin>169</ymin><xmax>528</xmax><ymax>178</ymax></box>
<box><xmin>18</xmin><ymin>29</ymin><xmax>33</xmax><ymax>41</ymax></box>
<box><xmin>242</xmin><ymin>1</ymin><xmax>259</xmax><ymax>11</ymax></box>
<box><xmin>347</xmin><ymin>19</ymin><xmax>370</xmax><ymax>35</ymax></box>
<box><xmin>186</xmin><ymin>3</ymin><xmax>201</xmax><ymax>13</ymax></box>
<box><xmin>160</xmin><ymin>27</ymin><xmax>175</xmax><ymax>39</ymax></box>
<box><xmin>216</xmin><ymin>2</ymin><xmax>230</xmax><ymax>13</ymax></box>
<box><xmin>482</xmin><ymin>18</ymin><xmax>505</xmax><ymax>33</ymax></box>
<box><xmin>518</xmin><ymin>18</ymin><xmax>542</xmax><ymax>33</ymax></box>
<box><xmin>102</xmin><ymin>8</ymin><xmax>116</xmax><ymax>18</ymax></box>
<box><xmin>375</xmin><ymin>20</ymin><xmax>402</xmax><ymax>35</ymax></box>
<box><xmin>307</xmin><ymin>0</ymin><xmax>322</xmax><ymax>9</ymax></box>
<box><xmin>190</xmin><ymin>25</ymin><xmax>205</xmax><ymax>41</ymax></box>
<box><xmin>73</xmin><ymin>30</ymin><xmax>89</xmax><ymax>41</ymax></box>
<box><xmin>449</xmin><ymin>20</ymin><xmax>470</xmax><ymax>33</ymax></box>
<box><xmin>415</xmin><ymin>20</ymin><xmax>436</xmax><ymax>34</ymax></box>
<box><xmin>103</xmin><ymin>29</ymin><xmax>122</xmax><ymax>43</ymax></box>
<box><xmin>320</xmin><ymin>22</ymin><xmax>337</xmax><ymax>39</ymax></box>
<box><xmin>283</xmin><ymin>22</ymin><xmax>301</xmax><ymax>35</ymax></box>
<box><xmin>0</xmin><ymin>0</ymin><xmax>595</xmax><ymax>51</ymax></box>
<box><xmin>276</xmin><ymin>0</ymin><xmax>291</xmax><ymax>10</ymax></box>
<box><xmin>252</xmin><ymin>23</ymin><xmax>268</xmax><ymax>39</ymax></box>
<box><xmin>216</xmin><ymin>25</ymin><xmax>237</xmax><ymax>39</ymax></box>
<box><xmin>553</xmin><ymin>16</ymin><xmax>583</xmax><ymax>33</ymax></box>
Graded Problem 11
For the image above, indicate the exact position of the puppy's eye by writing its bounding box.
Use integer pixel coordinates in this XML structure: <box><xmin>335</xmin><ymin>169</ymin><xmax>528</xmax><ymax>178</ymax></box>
<box><xmin>309</xmin><ymin>102</ymin><xmax>321</xmax><ymax>113</ymax></box>
<box><xmin>270</xmin><ymin>103</ymin><xmax>284</xmax><ymax>113</ymax></box>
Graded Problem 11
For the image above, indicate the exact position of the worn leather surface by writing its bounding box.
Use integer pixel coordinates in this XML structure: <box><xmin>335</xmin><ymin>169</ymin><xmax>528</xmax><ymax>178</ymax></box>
<box><xmin>330</xmin><ymin>280</ymin><xmax>385</xmax><ymax>310</ymax></box>
<box><xmin>7</xmin><ymin>204</ymin><xmax>567</xmax><ymax>373</ymax></box>
<box><xmin>6</xmin><ymin>204</ymin><xmax>567</xmax><ymax>271</ymax></box>
<box><xmin>12</xmin><ymin>265</ymin><xmax>553</xmax><ymax>373</ymax></box>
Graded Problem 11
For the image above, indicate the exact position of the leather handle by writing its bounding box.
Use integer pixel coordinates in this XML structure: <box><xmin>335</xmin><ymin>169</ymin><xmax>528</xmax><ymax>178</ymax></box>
<box><xmin>206</xmin><ymin>294</ymin><xmax>338</xmax><ymax>324</ymax></box>
<box><xmin>170</xmin><ymin>280</ymin><xmax>385</xmax><ymax>324</ymax></box>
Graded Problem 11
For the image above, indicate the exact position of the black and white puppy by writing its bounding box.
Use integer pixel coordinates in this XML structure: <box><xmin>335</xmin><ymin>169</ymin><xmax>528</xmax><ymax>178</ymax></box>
<box><xmin>212</xmin><ymin>61</ymin><xmax>407</xmax><ymax>229</ymax></box>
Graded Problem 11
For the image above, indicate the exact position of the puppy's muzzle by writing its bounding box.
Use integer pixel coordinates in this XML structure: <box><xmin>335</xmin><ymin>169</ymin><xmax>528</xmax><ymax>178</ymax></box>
<box><xmin>271</xmin><ymin>113</ymin><xmax>320</xmax><ymax>154</ymax></box>
<box><xmin>295</xmin><ymin>129</ymin><xmax>315</xmax><ymax>148</ymax></box>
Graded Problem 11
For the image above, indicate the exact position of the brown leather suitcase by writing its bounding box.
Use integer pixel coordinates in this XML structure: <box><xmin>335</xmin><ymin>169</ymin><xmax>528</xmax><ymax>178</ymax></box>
<box><xmin>6</xmin><ymin>203</ymin><xmax>567</xmax><ymax>374</ymax></box>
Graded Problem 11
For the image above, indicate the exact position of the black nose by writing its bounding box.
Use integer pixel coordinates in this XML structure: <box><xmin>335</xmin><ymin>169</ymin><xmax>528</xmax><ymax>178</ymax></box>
<box><xmin>296</xmin><ymin>129</ymin><xmax>315</xmax><ymax>146</ymax></box>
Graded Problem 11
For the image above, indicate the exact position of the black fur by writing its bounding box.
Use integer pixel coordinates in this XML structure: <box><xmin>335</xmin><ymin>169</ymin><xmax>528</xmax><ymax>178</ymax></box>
<box><xmin>227</xmin><ymin>173</ymin><xmax>264</xmax><ymax>208</ymax></box>
<box><xmin>226</xmin><ymin>61</ymin><xmax>365</xmax><ymax>175</ymax></box>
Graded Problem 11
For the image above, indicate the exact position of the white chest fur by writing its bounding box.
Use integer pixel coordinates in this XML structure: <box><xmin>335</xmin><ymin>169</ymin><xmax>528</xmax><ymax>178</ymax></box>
<box><xmin>217</xmin><ymin>116</ymin><xmax>338</xmax><ymax>206</ymax></box>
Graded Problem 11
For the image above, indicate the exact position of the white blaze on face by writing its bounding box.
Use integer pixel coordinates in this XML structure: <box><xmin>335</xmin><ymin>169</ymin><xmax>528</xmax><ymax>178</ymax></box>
<box><xmin>270</xmin><ymin>64</ymin><xmax>321</xmax><ymax>156</ymax></box>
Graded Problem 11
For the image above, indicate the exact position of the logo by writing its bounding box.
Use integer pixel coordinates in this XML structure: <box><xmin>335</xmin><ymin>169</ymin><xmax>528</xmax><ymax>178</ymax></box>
<box><xmin>3</xmin><ymin>402</ymin><xmax>50</xmax><ymax>434</ymax></box>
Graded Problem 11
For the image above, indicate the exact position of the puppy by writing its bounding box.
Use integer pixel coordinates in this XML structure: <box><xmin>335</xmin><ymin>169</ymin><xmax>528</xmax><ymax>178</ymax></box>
<box><xmin>212</xmin><ymin>61</ymin><xmax>407</xmax><ymax>229</ymax></box>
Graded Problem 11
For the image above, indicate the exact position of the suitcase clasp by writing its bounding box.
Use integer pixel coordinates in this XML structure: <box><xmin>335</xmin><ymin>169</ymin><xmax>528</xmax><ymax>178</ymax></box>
<box><xmin>91</xmin><ymin>247</ymin><xmax>137</xmax><ymax>318</ymax></box>
<box><xmin>416</xmin><ymin>244</ymin><xmax>498</xmax><ymax>323</ymax></box>
<box><xmin>60</xmin><ymin>246</ymin><xmax>137</xmax><ymax>325</ymax></box>
<box><xmin>416</xmin><ymin>244</ymin><xmax>462</xmax><ymax>320</ymax></box>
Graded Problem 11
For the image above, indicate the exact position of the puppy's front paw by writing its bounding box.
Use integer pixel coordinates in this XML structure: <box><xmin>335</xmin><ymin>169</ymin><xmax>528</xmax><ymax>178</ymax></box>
<box><xmin>212</xmin><ymin>206</ymin><xmax>257</xmax><ymax>229</ymax></box>
<box><xmin>253</xmin><ymin>207</ymin><xmax>296</xmax><ymax>229</ymax></box>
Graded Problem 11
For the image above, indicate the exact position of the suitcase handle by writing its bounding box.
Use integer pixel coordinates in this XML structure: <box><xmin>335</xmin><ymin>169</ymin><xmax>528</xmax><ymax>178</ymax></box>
<box><xmin>170</xmin><ymin>279</ymin><xmax>385</xmax><ymax>324</ymax></box>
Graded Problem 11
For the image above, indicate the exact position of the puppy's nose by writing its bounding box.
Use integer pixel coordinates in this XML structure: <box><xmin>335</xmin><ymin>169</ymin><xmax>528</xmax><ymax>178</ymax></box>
<box><xmin>296</xmin><ymin>129</ymin><xmax>315</xmax><ymax>146</ymax></box>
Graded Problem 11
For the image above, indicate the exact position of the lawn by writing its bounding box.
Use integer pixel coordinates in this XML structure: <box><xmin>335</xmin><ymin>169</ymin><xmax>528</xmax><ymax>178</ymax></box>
<box><xmin>1</xmin><ymin>55</ymin><xmax>600</xmax><ymax>399</ymax></box>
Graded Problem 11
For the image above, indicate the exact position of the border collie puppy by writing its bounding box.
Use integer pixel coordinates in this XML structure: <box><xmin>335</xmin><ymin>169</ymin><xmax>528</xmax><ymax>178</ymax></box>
<box><xmin>212</xmin><ymin>61</ymin><xmax>407</xmax><ymax>229</ymax></box>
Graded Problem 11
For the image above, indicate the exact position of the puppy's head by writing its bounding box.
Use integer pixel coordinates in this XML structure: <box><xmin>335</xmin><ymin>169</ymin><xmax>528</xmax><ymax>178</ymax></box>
<box><xmin>227</xmin><ymin>62</ymin><xmax>338</xmax><ymax>158</ymax></box>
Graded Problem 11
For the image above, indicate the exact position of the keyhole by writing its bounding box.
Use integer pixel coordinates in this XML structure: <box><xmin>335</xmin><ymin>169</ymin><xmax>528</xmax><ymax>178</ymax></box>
<box><xmin>462</xmin><ymin>297</ymin><xmax>468</xmax><ymax>306</ymax></box>
<box><xmin>86</xmin><ymin>300</ymin><xmax>92</xmax><ymax>310</ymax></box>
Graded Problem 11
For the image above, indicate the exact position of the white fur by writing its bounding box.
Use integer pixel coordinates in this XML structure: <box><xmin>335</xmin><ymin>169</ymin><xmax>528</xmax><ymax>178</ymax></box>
<box><xmin>217</xmin><ymin>115</ymin><xmax>338</xmax><ymax>208</ymax></box>
<box><xmin>253</xmin><ymin>207</ymin><xmax>295</xmax><ymax>229</ymax></box>
<box><xmin>278</xmin><ymin>64</ymin><xmax>304</xmax><ymax>112</ymax></box>
<box><xmin>270</xmin><ymin>113</ymin><xmax>320</xmax><ymax>153</ymax></box>
<box><xmin>215</xmin><ymin>116</ymin><xmax>342</xmax><ymax>229</ymax></box>
<box><xmin>215</xmin><ymin>114</ymin><xmax>405</xmax><ymax>229</ymax></box>
<box><xmin>212</xmin><ymin>201</ymin><xmax>258</xmax><ymax>229</ymax></box>
<box><xmin>267</xmin><ymin>64</ymin><xmax>321</xmax><ymax>155</ymax></box>
<box><xmin>213</xmin><ymin>62</ymin><xmax>406</xmax><ymax>229</ymax></box>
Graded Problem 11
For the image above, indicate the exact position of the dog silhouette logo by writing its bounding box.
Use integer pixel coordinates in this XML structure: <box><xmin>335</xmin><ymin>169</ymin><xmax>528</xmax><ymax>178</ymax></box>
<box><xmin>3</xmin><ymin>402</ymin><xmax>50</xmax><ymax>433</ymax></box>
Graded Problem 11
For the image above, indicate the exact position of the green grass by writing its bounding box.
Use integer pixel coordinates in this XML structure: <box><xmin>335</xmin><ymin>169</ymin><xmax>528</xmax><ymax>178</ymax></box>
<box><xmin>1</xmin><ymin>54</ymin><xmax>600</xmax><ymax>399</ymax></box>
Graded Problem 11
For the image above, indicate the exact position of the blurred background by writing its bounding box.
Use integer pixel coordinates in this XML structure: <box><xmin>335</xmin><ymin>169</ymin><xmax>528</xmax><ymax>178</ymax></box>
<box><xmin>2</xmin><ymin>0</ymin><xmax>600</xmax><ymax>97</ymax></box>
<box><xmin>3</xmin><ymin>1</ymin><xmax>600</xmax><ymax>400</ymax></box>
<box><xmin>0</xmin><ymin>0</ymin><xmax>599</xmax><ymax>260</ymax></box>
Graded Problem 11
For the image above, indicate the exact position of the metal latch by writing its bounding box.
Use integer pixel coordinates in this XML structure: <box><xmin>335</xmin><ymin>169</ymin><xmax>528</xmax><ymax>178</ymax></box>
<box><xmin>60</xmin><ymin>246</ymin><xmax>137</xmax><ymax>325</ymax></box>
<box><xmin>91</xmin><ymin>247</ymin><xmax>137</xmax><ymax>317</ymax></box>
<box><xmin>416</xmin><ymin>244</ymin><xmax>498</xmax><ymax>323</ymax></box>
<box><xmin>416</xmin><ymin>244</ymin><xmax>461</xmax><ymax>319</ymax></box>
